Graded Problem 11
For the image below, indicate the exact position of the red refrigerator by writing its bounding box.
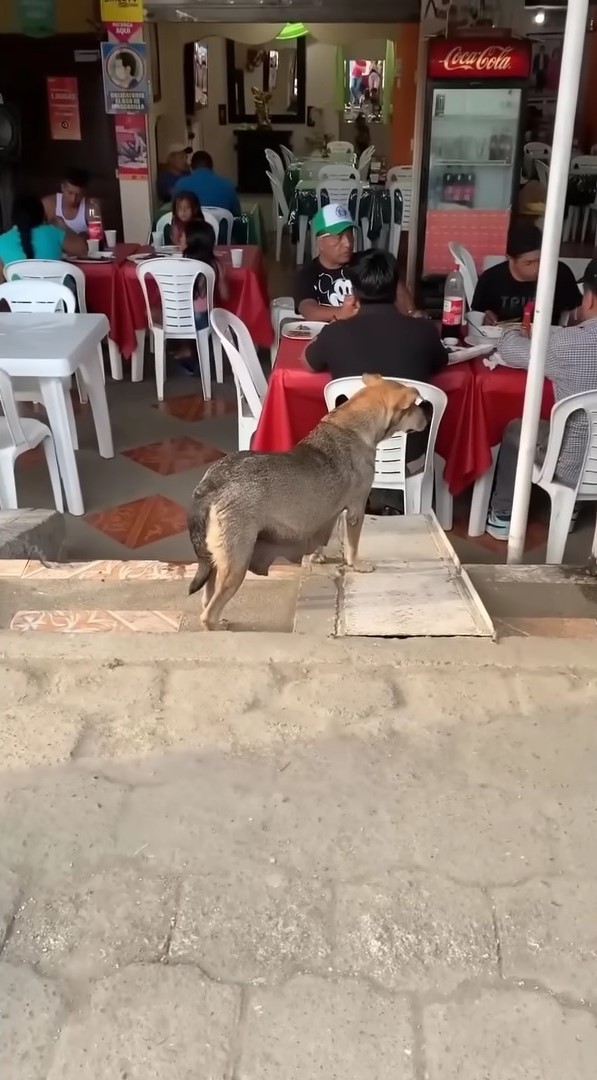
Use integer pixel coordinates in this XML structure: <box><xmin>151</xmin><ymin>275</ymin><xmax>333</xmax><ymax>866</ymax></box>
<box><xmin>416</xmin><ymin>37</ymin><xmax>532</xmax><ymax>297</ymax></box>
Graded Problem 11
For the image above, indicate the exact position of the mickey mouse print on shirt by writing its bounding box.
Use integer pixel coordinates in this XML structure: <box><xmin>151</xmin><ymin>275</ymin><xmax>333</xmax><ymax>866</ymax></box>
<box><xmin>315</xmin><ymin>268</ymin><xmax>353</xmax><ymax>307</ymax></box>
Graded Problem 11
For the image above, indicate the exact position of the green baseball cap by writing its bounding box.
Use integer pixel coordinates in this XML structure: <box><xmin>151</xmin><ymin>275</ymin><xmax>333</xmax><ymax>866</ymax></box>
<box><xmin>311</xmin><ymin>203</ymin><xmax>354</xmax><ymax>236</ymax></box>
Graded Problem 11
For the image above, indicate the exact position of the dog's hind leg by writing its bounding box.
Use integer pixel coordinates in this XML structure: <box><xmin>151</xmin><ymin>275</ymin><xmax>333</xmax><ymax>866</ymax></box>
<box><xmin>188</xmin><ymin>557</ymin><xmax>212</xmax><ymax>596</ymax></box>
<box><xmin>343</xmin><ymin>509</ymin><xmax>374</xmax><ymax>573</ymax></box>
<box><xmin>201</xmin><ymin>562</ymin><xmax>249</xmax><ymax>630</ymax></box>
<box><xmin>202</xmin><ymin>568</ymin><xmax>217</xmax><ymax>611</ymax></box>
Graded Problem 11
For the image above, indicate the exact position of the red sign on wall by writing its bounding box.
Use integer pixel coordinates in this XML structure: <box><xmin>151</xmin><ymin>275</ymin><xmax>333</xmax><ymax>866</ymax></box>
<box><xmin>47</xmin><ymin>76</ymin><xmax>81</xmax><ymax>140</ymax></box>
<box><xmin>428</xmin><ymin>38</ymin><xmax>532</xmax><ymax>81</ymax></box>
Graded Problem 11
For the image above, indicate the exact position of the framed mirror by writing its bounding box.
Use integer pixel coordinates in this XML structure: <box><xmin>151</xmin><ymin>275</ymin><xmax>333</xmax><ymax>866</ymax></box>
<box><xmin>226</xmin><ymin>37</ymin><xmax>306</xmax><ymax>125</ymax></box>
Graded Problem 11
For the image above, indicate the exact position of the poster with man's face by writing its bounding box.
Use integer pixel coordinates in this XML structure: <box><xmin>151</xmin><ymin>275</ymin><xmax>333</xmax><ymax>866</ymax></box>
<box><xmin>101</xmin><ymin>42</ymin><xmax>149</xmax><ymax>113</ymax></box>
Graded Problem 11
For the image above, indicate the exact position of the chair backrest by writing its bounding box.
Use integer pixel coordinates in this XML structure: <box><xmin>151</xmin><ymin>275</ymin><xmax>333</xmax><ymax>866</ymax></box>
<box><xmin>327</xmin><ymin>141</ymin><xmax>354</xmax><ymax>154</ymax></box>
<box><xmin>4</xmin><ymin>259</ymin><xmax>86</xmax><ymax>312</ymax></box>
<box><xmin>591</xmin><ymin>144</ymin><xmax>597</xmax><ymax>156</ymax></box>
<box><xmin>265</xmin><ymin>148</ymin><xmax>284</xmax><ymax>182</ymax></box>
<box><xmin>524</xmin><ymin>141</ymin><xmax>551</xmax><ymax>159</ymax></box>
<box><xmin>136</xmin><ymin>257</ymin><xmax>215</xmax><ymax>337</ymax></box>
<box><xmin>535</xmin><ymin>159</ymin><xmax>550</xmax><ymax>188</ymax></box>
<box><xmin>0</xmin><ymin>367</ymin><xmax>29</xmax><ymax>449</ymax></box>
<box><xmin>323</xmin><ymin>376</ymin><xmax>447</xmax><ymax>489</ymax></box>
<box><xmin>386</xmin><ymin>167</ymin><xmax>413</xmax><ymax>230</ymax></box>
<box><xmin>202</xmin><ymin>211</ymin><xmax>219</xmax><ymax>244</ymax></box>
<box><xmin>156</xmin><ymin>211</ymin><xmax>173</xmax><ymax>236</ymax></box>
<box><xmin>536</xmin><ymin>390</ymin><xmax>597</xmax><ymax>499</ymax></box>
<box><xmin>447</xmin><ymin>242</ymin><xmax>478</xmax><ymax>308</ymax></box>
<box><xmin>357</xmin><ymin>145</ymin><xmax>375</xmax><ymax>179</ymax></box>
<box><xmin>0</xmin><ymin>279</ymin><xmax>76</xmax><ymax>313</ymax></box>
<box><xmin>316</xmin><ymin>180</ymin><xmax>363</xmax><ymax>223</ymax></box>
<box><xmin>266</xmin><ymin>170</ymin><xmax>290</xmax><ymax>220</ymax></box>
<box><xmin>280</xmin><ymin>145</ymin><xmax>296</xmax><ymax>169</ymax></box>
<box><xmin>210</xmin><ymin>308</ymin><xmax>267</xmax><ymax>421</ymax></box>
<box><xmin>570</xmin><ymin>155</ymin><xmax>597</xmax><ymax>173</ymax></box>
<box><xmin>203</xmin><ymin>206</ymin><xmax>234</xmax><ymax>243</ymax></box>
<box><xmin>319</xmin><ymin>164</ymin><xmax>359</xmax><ymax>181</ymax></box>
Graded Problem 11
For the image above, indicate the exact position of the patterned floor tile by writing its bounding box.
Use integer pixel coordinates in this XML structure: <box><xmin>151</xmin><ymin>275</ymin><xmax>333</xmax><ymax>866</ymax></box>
<box><xmin>451</xmin><ymin>517</ymin><xmax>548</xmax><ymax>555</ymax></box>
<box><xmin>15</xmin><ymin>448</ymin><xmax>43</xmax><ymax>468</ymax></box>
<box><xmin>0</xmin><ymin>560</ymin><xmax>29</xmax><ymax>578</ymax></box>
<box><xmin>10</xmin><ymin>610</ymin><xmax>183</xmax><ymax>633</ymax></box>
<box><xmin>156</xmin><ymin>395</ymin><xmax>236</xmax><ymax>422</ymax></box>
<box><xmin>496</xmin><ymin>617</ymin><xmax>597</xmax><ymax>639</ymax></box>
<box><xmin>85</xmin><ymin>495</ymin><xmax>188</xmax><ymax>549</ymax></box>
<box><xmin>21</xmin><ymin>560</ymin><xmax>191</xmax><ymax>581</ymax></box>
<box><xmin>122</xmin><ymin>437</ymin><xmax>225</xmax><ymax>476</ymax></box>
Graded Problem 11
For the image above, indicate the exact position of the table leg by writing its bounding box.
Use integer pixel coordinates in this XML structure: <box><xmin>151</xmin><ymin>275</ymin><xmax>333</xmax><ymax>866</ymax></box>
<box><xmin>40</xmin><ymin>378</ymin><xmax>84</xmax><ymax>516</ymax></box>
<box><xmin>78</xmin><ymin>351</ymin><xmax>114</xmax><ymax>460</ymax></box>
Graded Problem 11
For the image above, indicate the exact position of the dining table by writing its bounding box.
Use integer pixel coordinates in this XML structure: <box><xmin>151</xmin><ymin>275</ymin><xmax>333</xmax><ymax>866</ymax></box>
<box><xmin>0</xmin><ymin>312</ymin><xmax>113</xmax><ymax>516</ymax></box>
<box><xmin>74</xmin><ymin>242</ymin><xmax>273</xmax><ymax>366</ymax></box>
<box><xmin>251</xmin><ymin>337</ymin><xmax>555</xmax><ymax>523</ymax></box>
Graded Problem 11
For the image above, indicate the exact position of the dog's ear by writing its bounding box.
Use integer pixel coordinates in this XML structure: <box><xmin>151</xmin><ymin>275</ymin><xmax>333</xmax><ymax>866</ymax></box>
<box><xmin>362</xmin><ymin>373</ymin><xmax>384</xmax><ymax>386</ymax></box>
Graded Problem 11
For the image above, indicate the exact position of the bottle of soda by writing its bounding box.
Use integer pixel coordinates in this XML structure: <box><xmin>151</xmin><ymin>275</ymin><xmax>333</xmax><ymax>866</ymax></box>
<box><xmin>86</xmin><ymin>199</ymin><xmax>104</xmax><ymax>248</ymax></box>
<box><xmin>522</xmin><ymin>300</ymin><xmax>535</xmax><ymax>333</ymax></box>
<box><xmin>441</xmin><ymin>265</ymin><xmax>465</xmax><ymax>340</ymax></box>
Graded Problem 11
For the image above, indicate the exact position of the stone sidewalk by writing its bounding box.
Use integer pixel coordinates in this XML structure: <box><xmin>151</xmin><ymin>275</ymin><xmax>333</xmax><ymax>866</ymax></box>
<box><xmin>1</xmin><ymin>634</ymin><xmax>597</xmax><ymax>1078</ymax></box>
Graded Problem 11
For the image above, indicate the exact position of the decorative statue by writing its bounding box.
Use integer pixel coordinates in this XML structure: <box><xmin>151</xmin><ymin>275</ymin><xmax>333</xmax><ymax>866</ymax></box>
<box><xmin>251</xmin><ymin>86</ymin><xmax>272</xmax><ymax>129</ymax></box>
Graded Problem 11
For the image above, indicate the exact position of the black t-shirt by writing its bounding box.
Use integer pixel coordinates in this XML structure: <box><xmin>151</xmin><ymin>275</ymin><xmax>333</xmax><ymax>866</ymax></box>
<box><xmin>471</xmin><ymin>260</ymin><xmax>581</xmax><ymax>324</ymax></box>
<box><xmin>294</xmin><ymin>257</ymin><xmax>355</xmax><ymax>311</ymax></box>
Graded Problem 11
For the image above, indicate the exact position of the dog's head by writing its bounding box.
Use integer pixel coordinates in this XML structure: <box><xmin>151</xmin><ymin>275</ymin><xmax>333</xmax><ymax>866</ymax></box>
<box><xmin>360</xmin><ymin>373</ymin><xmax>430</xmax><ymax>443</ymax></box>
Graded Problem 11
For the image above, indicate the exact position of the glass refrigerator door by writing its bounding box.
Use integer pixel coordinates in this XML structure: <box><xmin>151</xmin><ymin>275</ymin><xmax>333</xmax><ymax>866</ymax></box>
<box><xmin>424</xmin><ymin>86</ymin><xmax>521</xmax><ymax>276</ymax></box>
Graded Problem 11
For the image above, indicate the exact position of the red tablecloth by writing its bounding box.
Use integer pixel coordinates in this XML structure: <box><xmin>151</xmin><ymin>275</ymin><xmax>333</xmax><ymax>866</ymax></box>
<box><xmin>78</xmin><ymin>243</ymin><xmax>273</xmax><ymax>358</ymax></box>
<box><xmin>251</xmin><ymin>339</ymin><xmax>555</xmax><ymax>497</ymax></box>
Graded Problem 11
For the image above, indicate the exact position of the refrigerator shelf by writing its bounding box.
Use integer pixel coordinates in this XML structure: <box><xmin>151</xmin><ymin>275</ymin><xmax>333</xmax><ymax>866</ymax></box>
<box><xmin>431</xmin><ymin>160</ymin><xmax>512</xmax><ymax>167</ymax></box>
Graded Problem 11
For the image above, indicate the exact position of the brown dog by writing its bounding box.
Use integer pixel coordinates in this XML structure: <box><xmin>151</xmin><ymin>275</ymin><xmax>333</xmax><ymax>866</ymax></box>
<box><xmin>188</xmin><ymin>375</ymin><xmax>429</xmax><ymax>629</ymax></box>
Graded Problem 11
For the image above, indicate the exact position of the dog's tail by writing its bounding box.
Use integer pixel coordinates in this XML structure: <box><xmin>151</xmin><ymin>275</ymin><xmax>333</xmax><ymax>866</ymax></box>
<box><xmin>187</xmin><ymin>499</ymin><xmax>214</xmax><ymax>596</ymax></box>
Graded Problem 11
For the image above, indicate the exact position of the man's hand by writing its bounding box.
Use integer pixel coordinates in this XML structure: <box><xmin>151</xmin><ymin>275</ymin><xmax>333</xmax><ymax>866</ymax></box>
<box><xmin>334</xmin><ymin>294</ymin><xmax>358</xmax><ymax>321</ymax></box>
<box><xmin>483</xmin><ymin>310</ymin><xmax>499</xmax><ymax>326</ymax></box>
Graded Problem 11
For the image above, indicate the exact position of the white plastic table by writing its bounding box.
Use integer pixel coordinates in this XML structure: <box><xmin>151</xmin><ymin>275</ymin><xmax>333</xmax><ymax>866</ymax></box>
<box><xmin>0</xmin><ymin>313</ymin><xmax>113</xmax><ymax>516</ymax></box>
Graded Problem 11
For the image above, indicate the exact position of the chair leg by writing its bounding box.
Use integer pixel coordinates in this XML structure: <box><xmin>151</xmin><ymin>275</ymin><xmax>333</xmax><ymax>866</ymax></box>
<box><xmin>212</xmin><ymin>332</ymin><xmax>223</xmax><ymax>383</ymax></box>
<box><xmin>131</xmin><ymin>330</ymin><xmax>145</xmax><ymax>382</ymax></box>
<box><xmin>545</xmin><ymin>487</ymin><xmax>577</xmax><ymax>564</ymax></box>
<box><xmin>75</xmin><ymin>369</ymin><xmax>88</xmax><ymax>405</ymax></box>
<box><xmin>108</xmin><ymin>339</ymin><xmax>123</xmax><ymax>381</ymax></box>
<box><xmin>468</xmin><ymin>446</ymin><xmax>500</xmax><ymax>536</ymax></box>
<box><xmin>0</xmin><ymin>455</ymin><xmax>18</xmax><ymax>509</ymax></box>
<box><xmin>297</xmin><ymin>215</ymin><xmax>308</xmax><ymax>265</ymax></box>
<box><xmin>63</xmin><ymin>383</ymin><xmax>79</xmax><ymax>451</ymax></box>
<box><xmin>434</xmin><ymin>455</ymin><xmax>453</xmax><ymax>531</ymax></box>
<box><xmin>580</xmin><ymin>206</ymin><xmax>590</xmax><ymax>244</ymax></box>
<box><xmin>196</xmin><ymin>329</ymin><xmax>212</xmax><ymax>401</ymax></box>
<box><xmin>41</xmin><ymin>436</ymin><xmax>64</xmax><ymax>513</ymax></box>
<box><xmin>153</xmin><ymin>329</ymin><xmax>165</xmax><ymax>402</ymax></box>
<box><xmin>275</xmin><ymin>220</ymin><xmax>282</xmax><ymax>262</ymax></box>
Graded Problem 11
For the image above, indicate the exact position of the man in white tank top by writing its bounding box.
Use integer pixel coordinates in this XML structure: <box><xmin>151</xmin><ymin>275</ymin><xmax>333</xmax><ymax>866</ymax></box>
<box><xmin>42</xmin><ymin>166</ymin><xmax>91</xmax><ymax>236</ymax></box>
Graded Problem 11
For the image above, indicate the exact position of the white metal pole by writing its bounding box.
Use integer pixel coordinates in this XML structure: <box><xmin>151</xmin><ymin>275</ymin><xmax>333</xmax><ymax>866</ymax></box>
<box><xmin>506</xmin><ymin>0</ymin><xmax>589</xmax><ymax>564</ymax></box>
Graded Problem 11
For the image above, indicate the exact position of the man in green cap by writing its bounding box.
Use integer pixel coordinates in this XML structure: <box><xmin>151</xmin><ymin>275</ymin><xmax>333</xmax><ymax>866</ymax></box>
<box><xmin>294</xmin><ymin>203</ymin><xmax>358</xmax><ymax>324</ymax></box>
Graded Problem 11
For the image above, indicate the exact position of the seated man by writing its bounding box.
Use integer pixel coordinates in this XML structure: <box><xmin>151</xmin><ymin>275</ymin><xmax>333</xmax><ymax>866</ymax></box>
<box><xmin>471</xmin><ymin>222</ymin><xmax>582</xmax><ymax>326</ymax></box>
<box><xmin>295</xmin><ymin>204</ymin><xmax>420</xmax><ymax>323</ymax></box>
<box><xmin>157</xmin><ymin>142</ymin><xmax>192</xmax><ymax>203</ymax></box>
<box><xmin>486</xmin><ymin>258</ymin><xmax>597</xmax><ymax>540</ymax></box>
<box><xmin>42</xmin><ymin>167</ymin><xmax>91</xmax><ymax>236</ymax></box>
<box><xmin>172</xmin><ymin>150</ymin><xmax>241</xmax><ymax>217</ymax></box>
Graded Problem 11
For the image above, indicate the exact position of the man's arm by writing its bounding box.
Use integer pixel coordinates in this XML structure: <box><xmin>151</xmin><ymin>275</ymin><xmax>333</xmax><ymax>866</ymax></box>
<box><xmin>298</xmin><ymin>298</ymin><xmax>337</xmax><ymax>322</ymax></box>
<box><xmin>497</xmin><ymin>326</ymin><xmax>565</xmax><ymax>377</ymax></box>
<box><xmin>303</xmin><ymin>325</ymin><xmax>335</xmax><ymax>371</ymax></box>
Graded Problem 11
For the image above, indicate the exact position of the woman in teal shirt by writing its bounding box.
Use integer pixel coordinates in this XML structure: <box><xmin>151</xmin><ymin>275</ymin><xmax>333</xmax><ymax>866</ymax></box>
<box><xmin>0</xmin><ymin>195</ymin><xmax>86</xmax><ymax>280</ymax></box>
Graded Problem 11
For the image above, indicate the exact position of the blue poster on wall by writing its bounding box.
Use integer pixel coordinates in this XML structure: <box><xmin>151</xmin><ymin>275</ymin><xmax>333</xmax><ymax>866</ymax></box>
<box><xmin>17</xmin><ymin>0</ymin><xmax>56</xmax><ymax>36</ymax></box>
<box><xmin>101</xmin><ymin>42</ymin><xmax>149</xmax><ymax>114</ymax></box>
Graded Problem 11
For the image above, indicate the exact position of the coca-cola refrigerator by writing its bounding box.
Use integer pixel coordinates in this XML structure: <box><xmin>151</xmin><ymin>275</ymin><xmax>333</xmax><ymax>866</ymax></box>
<box><xmin>416</xmin><ymin>37</ymin><xmax>532</xmax><ymax>303</ymax></box>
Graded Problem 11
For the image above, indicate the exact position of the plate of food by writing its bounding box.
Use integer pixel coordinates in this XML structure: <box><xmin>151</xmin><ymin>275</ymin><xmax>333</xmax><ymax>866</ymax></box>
<box><xmin>154</xmin><ymin>244</ymin><xmax>179</xmax><ymax>255</ymax></box>
<box><xmin>282</xmin><ymin>320</ymin><xmax>325</xmax><ymax>340</ymax></box>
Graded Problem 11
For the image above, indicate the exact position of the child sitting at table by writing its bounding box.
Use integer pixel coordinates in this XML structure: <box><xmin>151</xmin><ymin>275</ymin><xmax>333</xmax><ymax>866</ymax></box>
<box><xmin>182</xmin><ymin>219</ymin><xmax>229</xmax><ymax>331</ymax></box>
<box><xmin>170</xmin><ymin>191</ymin><xmax>204</xmax><ymax>247</ymax></box>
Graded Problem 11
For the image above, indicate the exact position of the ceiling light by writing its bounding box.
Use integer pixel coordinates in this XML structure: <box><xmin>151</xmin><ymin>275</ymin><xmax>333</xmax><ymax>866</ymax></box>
<box><xmin>276</xmin><ymin>22</ymin><xmax>308</xmax><ymax>40</ymax></box>
<box><xmin>534</xmin><ymin>9</ymin><xmax>546</xmax><ymax>23</ymax></box>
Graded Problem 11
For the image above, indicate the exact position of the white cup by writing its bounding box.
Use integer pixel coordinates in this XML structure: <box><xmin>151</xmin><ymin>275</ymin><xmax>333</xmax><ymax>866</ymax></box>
<box><xmin>105</xmin><ymin>229</ymin><xmax>117</xmax><ymax>248</ymax></box>
<box><xmin>152</xmin><ymin>230</ymin><xmax>164</xmax><ymax>248</ymax></box>
<box><xmin>87</xmin><ymin>238</ymin><xmax>100</xmax><ymax>255</ymax></box>
<box><xmin>443</xmin><ymin>337</ymin><xmax>459</xmax><ymax>347</ymax></box>
<box><xmin>230</xmin><ymin>248</ymin><xmax>243</xmax><ymax>268</ymax></box>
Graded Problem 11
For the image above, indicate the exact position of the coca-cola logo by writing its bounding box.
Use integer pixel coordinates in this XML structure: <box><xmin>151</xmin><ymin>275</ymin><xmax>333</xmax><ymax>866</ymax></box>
<box><xmin>443</xmin><ymin>45</ymin><xmax>514</xmax><ymax>73</ymax></box>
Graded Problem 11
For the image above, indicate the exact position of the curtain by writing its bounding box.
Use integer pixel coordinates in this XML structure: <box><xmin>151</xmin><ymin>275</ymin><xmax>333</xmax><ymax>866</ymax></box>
<box><xmin>383</xmin><ymin>39</ymin><xmax>395</xmax><ymax>123</ymax></box>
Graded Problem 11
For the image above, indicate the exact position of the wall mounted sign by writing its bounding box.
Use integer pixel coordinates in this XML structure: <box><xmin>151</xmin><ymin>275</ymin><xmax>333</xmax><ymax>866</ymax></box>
<box><xmin>115</xmin><ymin>113</ymin><xmax>148</xmax><ymax>180</ymax></box>
<box><xmin>101</xmin><ymin>42</ymin><xmax>148</xmax><ymax>114</ymax></box>
<box><xmin>100</xmin><ymin>0</ymin><xmax>143</xmax><ymax>22</ymax></box>
<box><xmin>16</xmin><ymin>0</ymin><xmax>55</xmax><ymax>36</ymax></box>
<box><xmin>104</xmin><ymin>21</ymin><xmax>141</xmax><ymax>44</ymax></box>
<box><xmin>47</xmin><ymin>76</ymin><xmax>81</xmax><ymax>141</ymax></box>
<box><xmin>427</xmin><ymin>38</ymin><xmax>532</xmax><ymax>80</ymax></box>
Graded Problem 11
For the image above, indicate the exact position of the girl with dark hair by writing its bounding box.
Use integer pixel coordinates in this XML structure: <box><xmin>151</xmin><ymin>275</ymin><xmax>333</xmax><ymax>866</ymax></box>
<box><xmin>170</xmin><ymin>191</ymin><xmax>203</xmax><ymax>247</ymax></box>
<box><xmin>0</xmin><ymin>194</ymin><xmax>86</xmax><ymax>281</ymax></box>
<box><xmin>182</xmin><ymin>219</ymin><xmax>229</xmax><ymax>330</ymax></box>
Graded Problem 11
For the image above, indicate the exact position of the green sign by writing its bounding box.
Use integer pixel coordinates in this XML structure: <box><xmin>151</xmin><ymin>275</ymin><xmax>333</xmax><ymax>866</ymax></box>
<box><xmin>16</xmin><ymin>0</ymin><xmax>56</xmax><ymax>36</ymax></box>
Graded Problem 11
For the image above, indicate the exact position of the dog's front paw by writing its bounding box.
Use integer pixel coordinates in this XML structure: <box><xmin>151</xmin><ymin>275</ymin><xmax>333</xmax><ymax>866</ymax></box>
<box><xmin>346</xmin><ymin>560</ymin><xmax>375</xmax><ymax>574</ymax></box>
<box><xmin>306</xmin><ymin>549</ymin><xmax>326</xmax><ymax>565</ymax></box>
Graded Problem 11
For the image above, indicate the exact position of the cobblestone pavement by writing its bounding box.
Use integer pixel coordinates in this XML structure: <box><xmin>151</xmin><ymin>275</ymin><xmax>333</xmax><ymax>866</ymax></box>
<box><xmin>1</xmin><ymin>635</ymin><xmax>597</xmax><ymax>1078</ymax></box>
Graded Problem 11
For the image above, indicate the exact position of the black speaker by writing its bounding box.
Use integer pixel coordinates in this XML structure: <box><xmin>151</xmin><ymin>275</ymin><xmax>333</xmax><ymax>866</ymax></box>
<box><xmin>0</xmin><ymin>102</ymin><xmax>21</xmax><ymax>163</ymax></box>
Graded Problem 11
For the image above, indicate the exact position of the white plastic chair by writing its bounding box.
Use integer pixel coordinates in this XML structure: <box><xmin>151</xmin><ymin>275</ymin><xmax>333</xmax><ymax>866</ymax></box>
<box><xmin>0</xmin><ymin>367</ymin><xmax>63</xmax><ymax>512</ymax></box>
<box><xmin>319</xmin><ymin>164</ymin><xmax>360</xmax><ymax>181</ymax></box>
<box><xmin>327</xmin><ymin>141</ymin><xmax>354</xmax><ymax>155</ymax></box>
<box><xmin>269</xmin><ymin>296</ymin><xmax>297</xmax><ymax>366</ymax></box>
<box><xmin>323</xmin><ymin>376</ymin><xmax>448</xmax><ymax>515</ymax></box>
<box><xmin>266</xmin><ymin>170</ymin><xmax>291</xmax><ymax>263</ymax></box>
<box><xmin>524</xmin><ymin>141</ymin><xmax>551</xmax><ymax>165</ymax></box>
<box><xmin>448</xmin><ymin>242</ymin><xmax>478</xmax><ymax>309</ymax></box>
<box><xmin>155</xmin><ymin>211</ymin><xmax>173</xmax><ymax>239</ymax></box>
<box><xmin>534</xmin><ymin>391</ymin><xmax>597</xmax><ymax>563</ymax></box>
<box><xmin>203</xmin><ymin>206</ymin><xmax>234</xmax><ymax>244</ymax></box>
<box><xmin>280</xmin><ymin>145</ymin><xmax>297</xmax><ymax>170</ymax></box>
<box><xmin>386</xmin><ymin>166</ymin><xmax>413</xmax><ymax>234</ymax></box>
<box><xmin>357</xmin><ymin>146</ymin><xmax>375</xmax><ymax>180</ymax></box>
<box><xmin>265</xmin><ymin>149</ymin><xmax>284</xmax><ymax>184</ymax></box>
<box><xmin>210</xmin><ymin>308</ymin><xmax>267</xmax><ymax>451</ymax></box>
<box><xmin>535</xmin><ymin>159</ymin><xmax>550</xmax><ymax>189</ymax></box>
<box><xmin>0</xmin><ymin>280</ymin><xmax>81</xmax><ymax>451</ymax></box>
<box><xmin>136</xmin><ymin>258</ymin><xmax>218</xmax><ymax>402</ymax></box>
<box><xmin>569</xmin><ymin>158</ymin><xmax>597</xmax><ymax>243</ymax></box>
<box><xmin>201</xmin><ymin>211</ymin><xmax>219</xmax><ymax>245</ymax></box>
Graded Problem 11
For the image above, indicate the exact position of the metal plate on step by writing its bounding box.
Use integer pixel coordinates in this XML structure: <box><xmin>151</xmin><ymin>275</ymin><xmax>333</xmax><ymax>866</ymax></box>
<box><xmin>337</xmin><ymin>514</ymin><xmax>494</xmax><ymax>639</ymax></box>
